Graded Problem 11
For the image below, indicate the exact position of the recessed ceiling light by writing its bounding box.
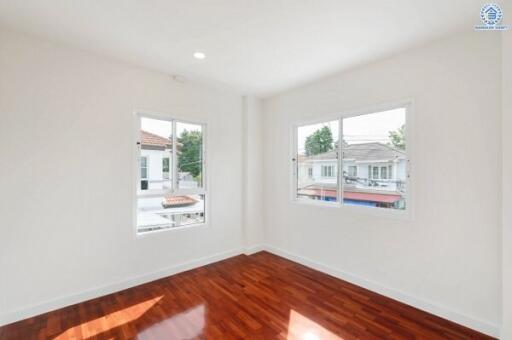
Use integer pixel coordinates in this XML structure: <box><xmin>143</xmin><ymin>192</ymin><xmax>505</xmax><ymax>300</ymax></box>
<box><xmin>193</xmin><ymin>52</ymin><xmax>206</xmax><ymax>60</ymax></box>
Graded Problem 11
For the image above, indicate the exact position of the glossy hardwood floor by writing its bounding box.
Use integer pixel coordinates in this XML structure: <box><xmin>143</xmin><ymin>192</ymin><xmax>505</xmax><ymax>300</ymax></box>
<box><xmin>0</xmin><ymin>252</ymin><xmax>494</xmax><ymax>340</ymax></box>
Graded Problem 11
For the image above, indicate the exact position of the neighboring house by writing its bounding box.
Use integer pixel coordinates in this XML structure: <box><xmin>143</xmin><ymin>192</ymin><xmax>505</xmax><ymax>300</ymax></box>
<box><xmin>139</xmin><ymin>130</ymin><xmax>198</xmax><ymax>190</ymax></box>
<box><xmin>298</xmin><ymin>142</ymin><xmax>407</xmax><ymax>208</ymax></box>
<box><xmin>138</xmin><ymin>130</ymin><xmax>203</xmax><ymax>231</ymax></box>
<box><xmin>139</xmin><ymin>130</ymin><xmax>172</xmax><ymax>190</ymax></box>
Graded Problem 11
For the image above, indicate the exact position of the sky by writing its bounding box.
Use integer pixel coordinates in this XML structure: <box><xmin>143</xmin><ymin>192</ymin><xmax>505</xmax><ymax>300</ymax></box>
<box><xmin>297</xmin><ymin>108</ymin><xmax>405</xmax><ymax>152</ymax></box>
<box><xmin>141</xmin><ymin>117</ymin><xmax>202</xmax><ymax>139</ymax></box>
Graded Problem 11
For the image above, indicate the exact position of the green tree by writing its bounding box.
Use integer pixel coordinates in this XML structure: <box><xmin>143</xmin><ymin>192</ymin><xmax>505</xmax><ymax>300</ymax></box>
<box><xmin>305</xmin><ymin>126</ymin><xmax>334</xmax><ymax>156</ymax></box>
<box><xmin>177</xmin><ymin>130</ymin><xmax>202</xmax><ymax>178</ymax></box>
<box><xmin>388</xmin><ymin>124</ymin><xmax>406</xmax><ymax>150</ymax></box>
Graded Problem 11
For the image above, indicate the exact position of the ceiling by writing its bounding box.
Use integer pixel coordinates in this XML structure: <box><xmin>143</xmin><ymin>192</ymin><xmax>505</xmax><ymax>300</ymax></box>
<box><xmin>0</xmin><ymin>0</ymin><xmax>486</xmax><ymax>97</ymax></box>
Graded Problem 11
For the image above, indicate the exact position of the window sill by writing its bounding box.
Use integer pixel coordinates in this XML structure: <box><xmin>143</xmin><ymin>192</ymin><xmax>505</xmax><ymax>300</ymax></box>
<box><xmin>135</xmin><ymin>221</ymin><xmax>208</xmax><ymax>238</ymax></box>
<box><xmin>291</xmin><ymin>199</ymin><xmax>413</xmax><ymax>221</ymax></box>
<box><xmin>291</xmin><ymin>199</ymin><xmax>341</xmax><ymax>208</ymax></box>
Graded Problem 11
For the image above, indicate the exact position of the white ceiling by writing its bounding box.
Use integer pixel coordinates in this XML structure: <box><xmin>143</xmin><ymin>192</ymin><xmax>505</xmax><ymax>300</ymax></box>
<box><xmin>0</xmin><ymin>0</ymin><xmax>485</xmax><ymax>97</ymax></box>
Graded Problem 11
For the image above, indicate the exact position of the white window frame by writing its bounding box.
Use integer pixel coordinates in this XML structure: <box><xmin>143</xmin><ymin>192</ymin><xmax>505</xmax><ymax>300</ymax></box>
<box><xmin>139</xmin><ymin>155</ymin><xmax>149</xmax><ymax>191</ymax></box>
<box><xmin>380</xmin><ymin>166</ymin><xmax>387</xmax><ymax>179</ymax></box>
<box><xmin>372</xmin><ymin>166</ymin><xmax>380</xmax><ymax>179</ymax></box>
<box><xmin>162</xmin><ymin>156</ymin><xmax>170</xmax><ymax>179</ymax></box>
<box><xmin>291</xmin><ymin>100</ymin><xmax>413</xmax><ymax>219</ymax></box>
<box><xmin>348</xmin><ymin>166</ymin><xmax>357</xmax><ymax>177</ymax></box>
<box><xmin>321</xmin><ymin>165</ymin><xmax>335</xmax><ymax>178</ymax></box>
<box><xmin>140</xmin><ymin>156</ymin><xmax>148</xmax><ymax>180</ymax></box>
<box><xmin>133</xmin><ymin>111</ymin><xmax>208</xmax><ymax>236</ymax></box>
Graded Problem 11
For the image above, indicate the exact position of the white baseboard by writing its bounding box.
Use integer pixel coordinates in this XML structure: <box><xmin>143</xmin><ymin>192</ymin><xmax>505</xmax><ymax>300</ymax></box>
<box><xmin>0</xmin><ymin>247</ymin><xmax>244</xmax><ymax>327</ymax></box>
<box><xmin>262</xmin><ymin>244</ymin><xmax>499</xmax><ymax>338</ymax></box>
<box><xmin>244</xmin><ymin>244</ymin><xmax>266</xmax><ymax>255</ymax></box>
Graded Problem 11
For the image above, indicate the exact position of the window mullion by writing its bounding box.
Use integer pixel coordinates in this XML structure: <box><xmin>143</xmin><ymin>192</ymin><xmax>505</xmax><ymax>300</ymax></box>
<box><xmin>292</xmin><ymin>126</ymin><xmax>298</xmax><ymax>200</ymax></box>
<box><xmin>171</xmin><ymin>119</ymin><xmax>178</xmax><ymax>194</ymax></box>
<box><xmin>338</xmin><ymin>118</ymin><xmax>343</xmax><ymax>205</ymax></box>
<box><xmin>202</xmin><ymin>123</ymin><xmax>206</xmax><ymax>190</ymax></box>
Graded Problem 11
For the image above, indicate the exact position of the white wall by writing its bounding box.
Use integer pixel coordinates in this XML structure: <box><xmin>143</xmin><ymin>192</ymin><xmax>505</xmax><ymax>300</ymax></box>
<box><xmin>242</xmin><ymin>96</ymin><xmax>264</xmax><ymax>252</ymax></box>
<box><xmin>262</xmin><ymin>32</ymin><xmax>501</xmax><ymax>336</ymax></box>
<box><xmin>0</xmin><ymin>28</ymin><xmax>244</xmax><ymax>325</ymax></box>
<box><xmin>502</xmin><ymin>4</ymin><xmax>512</xmax><ymax>337</ymax></box>
<box><xmin>0</xmin><ymin>21</ymin><xmax>505</xmax><ymax>338</ymax></box>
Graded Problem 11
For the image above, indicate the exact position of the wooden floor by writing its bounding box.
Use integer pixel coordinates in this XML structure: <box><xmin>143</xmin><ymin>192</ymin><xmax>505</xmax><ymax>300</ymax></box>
<box><xmin>0</xmin><ymin>252</ymin><xmax>493</xmax><ymax>340</ymax></box>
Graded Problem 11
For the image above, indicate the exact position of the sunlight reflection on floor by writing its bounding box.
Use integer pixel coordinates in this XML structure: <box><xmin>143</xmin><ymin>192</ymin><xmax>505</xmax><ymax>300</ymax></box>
<box><xmin>136</xmin><ymin>304</ymin><xmax>205</xmax><ymax>339</ymax></box>
<box><xmin>287</xmin><ymin>310</ymin><xmax>343</xmax><ymax>340</ymax></box>
<box><xmin>54</xmin><ymin>296</ymin><xmax>164</xmax><ymax>339</ymax></box>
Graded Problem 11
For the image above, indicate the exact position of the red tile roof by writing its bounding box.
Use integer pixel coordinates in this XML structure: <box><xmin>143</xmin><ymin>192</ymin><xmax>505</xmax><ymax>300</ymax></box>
<box><xmin>343</xmin><ymin>191</ymin><xmax>401</xmax><ymax>203</ymax></box>
<box><xmin>162</xmin><ymin>195</ymin><xmax>198</xmax><ymax>208</ymax></box>
<box><xmin>297</xmin><ymin>188</ymin><xmax>337</xmax><ymax>198</ymax></box>
<box><xmin>141</xmin><ymin>130</ymin><xmax>171</xmax><ymax>148</ymax></box>
<box><xmin>298</xmin><ymin>188</ymin><xmax>402</xmax><ymax>203</ymax></box>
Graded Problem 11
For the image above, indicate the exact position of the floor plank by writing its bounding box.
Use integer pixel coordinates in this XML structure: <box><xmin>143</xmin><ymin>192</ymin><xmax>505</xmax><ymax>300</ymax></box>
<box><xmin>0</xmin><ymin>252</ymin><xmax>494</xmax><ymax>339</ymax></box>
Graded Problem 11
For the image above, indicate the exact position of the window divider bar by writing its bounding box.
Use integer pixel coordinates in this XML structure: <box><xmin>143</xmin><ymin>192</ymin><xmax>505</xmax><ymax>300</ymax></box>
<box><xmin>338</xmin><ymin>118</ymin><xmax>343</xmax><ymax>205</ymax></box>
<box><xmin>172</xmin><ymin>119</ymin><xmax>178</xmax><ymax>193</ymax></box>
<box><xmin>201</xmin><ymin>123</ymin><xmax>207</xmax><ymax>190</ymax></box>
<box><xmin>291</xmin><ymin>125</ymin><xmax>298</xmax><ymax>200</ymax></box>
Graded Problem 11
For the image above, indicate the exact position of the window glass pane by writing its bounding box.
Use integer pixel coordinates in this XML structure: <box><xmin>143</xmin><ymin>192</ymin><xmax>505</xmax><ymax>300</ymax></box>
<box><xmin>381</xmin><ymin>166</ymin><xmax>387</xmax><ymax>179</ymax></box>
<box><xmin>342</xmin><ymin>108</ymin><xmax>406</xmax><ymax>210</ymax></box>
<box><xmin>140</xmin><ymin>117</ymin><xmax>173</xmax><ymax>191</ymax></box>
<box><xmin>373</xmin><ymin>166</ymin><xmax>379</xmax><ymax>179</ymax></box>
<box><xmin>140</xmin><ymin>157</ymin><xmax>148</xmax><ymax>179</ymax></box>
<box><xmin>348</xmin><ymin>166</ymin><xmax>357</xmax><ymax>177</ymax></box>
<box><xmin>296</xmin><ymin>120</ymin><xmax>339</xmax><ymax>203</ymax></box>
<box><xmin>176</xmin><ymin>122</ymin><xmax>203</xmax><ymax>189</ymax></box>
<box><xmin>137</xmin><ymin>194</ymin><xmax>205</xmax><ymax>233</ymax></box>
<box><xmin>162</xmin><ymin>157</ymin><xmax>170</xmax><ymax>179</ymax></box>
<box><xmin>141</xmin><ymin>180</ymin><xmax>148</xmax><ymax>190</ymax></box>
<box><xmin>140</xmin><ymin>167</ymin><xmax>148</xmax><ymax>180</ymax></box>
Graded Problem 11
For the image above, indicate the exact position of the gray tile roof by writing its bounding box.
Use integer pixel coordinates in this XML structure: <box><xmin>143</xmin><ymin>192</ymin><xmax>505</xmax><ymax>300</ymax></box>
<box><xmin>300</xmin><ymin>142</ymin><xmax>405</xmax><ymax>162</ymax></box>
<box><xmin>344</xmin><ymin>142</ymin><xmax>405</xmax><ymax>161</ymax></box>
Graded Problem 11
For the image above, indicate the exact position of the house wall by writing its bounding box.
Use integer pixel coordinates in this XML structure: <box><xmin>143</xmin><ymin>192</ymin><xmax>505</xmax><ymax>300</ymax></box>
<box><xmin>0</xmin><ymin>28</ymin><xmax>244</xmax><ymax>325</ymax></box>
<box><xmin>313</xmin><ymin>161</ymin><xmax>337</xmax><ymax>184</ymax></box>
<box><xmin>140</xmin><ymin>149</ymin><xmax>165</xmax><ymax>182</ymax></box>
<box><xmin>397</xmin><ymin>160</ymin><xmax>406</xmax><ymax>180</ymax></box>
<box><xmin>262</xmin><ymin>32</ymin><xmax>501</xmax><ymax>336</ymax></box>
<box><xmin>359</xmin><ymin>162</ymin><xmax>405</xmax><ymax>180</ymax></box>
<box><xmin>502</xmin><ymin>5</ymin><xmax>512</xmax><ymax>337</ymax></box>
<box><xmin>358</xmin><ymin>163</ymin><xmax>370</xmax><ymax>179</ymax></box>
